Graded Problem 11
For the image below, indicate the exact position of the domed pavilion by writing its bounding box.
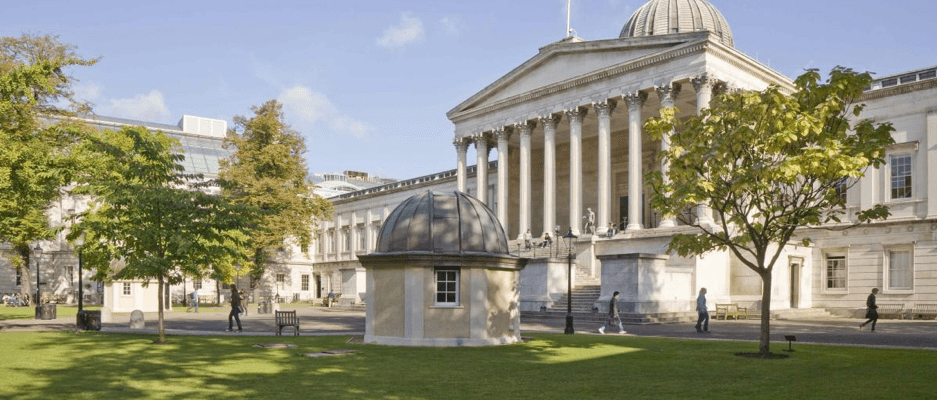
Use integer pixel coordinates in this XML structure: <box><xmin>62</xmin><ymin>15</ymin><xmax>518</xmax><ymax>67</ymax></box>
<box><xmin>357</xmin><ymin>191</ymin><xmax>528</xmax><ymax>346</ymax></box>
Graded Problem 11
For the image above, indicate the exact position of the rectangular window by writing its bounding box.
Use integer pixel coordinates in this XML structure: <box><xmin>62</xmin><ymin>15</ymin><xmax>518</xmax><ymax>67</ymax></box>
<box><xmin>834</xmin><ymin>178</ymin><xmax>848</xmax><ymax>205</ymax></box>
<box><xmin>122</xmin><ymin>282</ymin><xmax>132</xmax><ymax>296</ymax></box>
<box><xmin>890</xmin><ymin>154</ymin><xmax>912</xmax><ymax>199</ymax></box>
<box><xmin>301</xmin><ymin>275</ymin><xmax>309</xmax><ymax>291</ymax></box>
<box><xmin>886</xmin><ymin>248</ymin><xmax>913</xmax><ymax>291</ymax></box>
<box><xmin>435</xmin><ymin>268</ymin><xmax>459</xmax><ymax>305</ymax></box>
<box><xmin>358</xmin><ymin>227</ymin><xmax>366</xmax><ymax>250</ymax></box>
<box><xmin>276</xmin><ymin>273</ymin><xmax>285</xmax><ymax>283</ymax></box>
<box><xmin>193</xmin><ymin>279</ymin><xmax>202</xmax><ymax>290</ymax></box>
<box><xmin>16</xmin><ymin>268</ymin><xmax>22</xmax><ymax>286</ymax></box>
<box><xmin>66</xmin><ymin>266</ymin><xmax>75</xmax><ymax>283</ymax></box>
<box><xmin>825</xmin><ymin>255</ymin><xmax>846</xmax><ymax>290</ymax></box>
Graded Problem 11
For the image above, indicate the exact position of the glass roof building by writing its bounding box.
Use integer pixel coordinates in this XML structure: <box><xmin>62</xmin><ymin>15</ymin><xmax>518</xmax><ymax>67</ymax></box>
<box><xmin>68</xmin><ymin>114</ymin><xmax>231</xmax><ymax>177</ymax></box>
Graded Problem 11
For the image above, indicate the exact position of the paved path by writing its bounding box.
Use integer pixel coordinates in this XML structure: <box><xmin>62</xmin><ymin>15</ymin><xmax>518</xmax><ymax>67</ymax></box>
<box><xmin>3</xmin><ymin>306</ymin><xmax>935</xmax><ymax>350</ymax></box>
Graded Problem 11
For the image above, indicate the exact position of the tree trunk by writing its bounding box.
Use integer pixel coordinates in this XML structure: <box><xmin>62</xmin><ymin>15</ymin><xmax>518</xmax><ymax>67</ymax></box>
<box><xmin>759</xmin><ymin>272</ymin><xmax>773</xmax><ymax>356</ymax></box>
<box><xmin>156</xmin><ymin>276</ymin><xmax>166</xmax><ymax>343</ymax></box>
<box><xmin>19</xmin><ymin>249</ymin><xmax>33</xmax><ymax>301</ymax></box>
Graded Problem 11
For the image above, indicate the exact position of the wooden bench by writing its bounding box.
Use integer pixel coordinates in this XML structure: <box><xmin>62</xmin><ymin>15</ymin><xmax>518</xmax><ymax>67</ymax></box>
<box><xmin>714</xmin><ymin>303</ymin><xmax>747</xmax><ymax>320</ymax></box>
<box><xmin>910</xmin><ymin>304</ymin><xmax>937</xmax><ymax>320</ymax></box>
<box><xmin>876</xmin><ymin>303</ymin><xmax>904</xmax><ymax>319</ymax></box>
<box><xmin>275</xmin><ymin>310</ymin><xmax>300</xmax><ymax>336</ymax></box>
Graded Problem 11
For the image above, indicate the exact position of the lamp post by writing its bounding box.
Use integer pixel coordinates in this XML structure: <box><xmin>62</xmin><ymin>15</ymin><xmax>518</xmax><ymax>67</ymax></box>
<box><xmin>74</xmin><ymin>235</ymin><xmax>85</xmax><ymax>329</ymax></box>
<box><xmin>33</xmin><ymin>244</ymin><xmax>42</xmax><ymax>319</ymax></box>
<box><xmin>562</xmin><ymin>228</ymin><xmax>577</xmax><ymax>334</ymax></box>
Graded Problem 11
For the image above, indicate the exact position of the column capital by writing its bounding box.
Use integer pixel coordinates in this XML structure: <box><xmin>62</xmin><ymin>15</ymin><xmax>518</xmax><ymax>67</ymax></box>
<box><xmin>623</xmin><ymin>91</ymin><xmax>647</xmax><ymax>111</ymax></box>
<box><xmin>538</xmin><ymin>113</ymin><xmax>562</xmax><ymax>128</ymax></box>
<box><xmin>493</xmin><ymin>126</ymin><xmax>512</xmax><ymax>142</ymax></box>
<box><xmin>655</xmin><ymin>82</ymin><xmax>682</xmax><ymax>106</ymax></box>
<box><xmin>691</xmin><ymin>73</ymin><xmax>714</xmax><ymax>92</ymax></box>
<box><xmin>592</xmin><ymin>99</ymin><xmax>617</xmax><ymax>117</ymax></box>
<box><xmin>453</xmin><ymin>136</ymin><xmax>470</xmax><ymax>150</ymax></box>
<box><xmin>513</xmin><ymin>120</ymin><xmax>537</xmax><ymax>136</ymax></box>
<box><xmin>564</xmin><ymin>106</ymin><xmax>588</xmax><ymax>123</ymax></box>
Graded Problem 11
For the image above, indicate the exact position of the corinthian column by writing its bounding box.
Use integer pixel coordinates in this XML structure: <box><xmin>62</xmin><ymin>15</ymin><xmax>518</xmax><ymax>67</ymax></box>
<box><xmin>594</xmin><ymin>99</ymin><xmax>616</xmax><ymax>236</ymax></box>
<box><xmin>566</xmin><ymin>107</ymin><xmax>588</xmax><ymax>235</ymax></box>
<box><xmin>494</xmin><ymin>127</ymin><xmax>511</xmax><ymax>234</ymax></box>
<box><xmin>539</xmin><ymin>114</ymin><xmax>561</xmax><ymax>237</ymax></box>
<box><xmin>474</xmin><ymin>133</ymin><xmax>489</xmax><ymax>205</ymax></box>
<box><xmin>454</xmin><ymin>136</ymin><xmax>469</xmax><ymax>193</ymax></box>
<box><xmin>516</xmin><ymin>121</ymin><xmax>536</xmax><ymax>236</ymax></box>
<box><xmin>692</xmin><ymin>74</ymin><xmax>715</xmax><ymax>228</ymax></box>
<box><xmin>655</xmin><ymin>82</ymin><xmax>681</xmax><ymax>228</ymax></box>
<box><xmin>623</xmin><ymin>91</ymin><xmax>647</xmax><ymax>231</ymax></box>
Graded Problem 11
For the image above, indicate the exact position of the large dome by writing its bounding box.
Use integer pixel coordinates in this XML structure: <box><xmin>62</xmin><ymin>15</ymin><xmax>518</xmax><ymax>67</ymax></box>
<box><xmin>374</xmin><ymin>191</ymin><xmax>510</xmax><ymax>256</ymax></box>
<box><xmin>620</xmin><ymin>0</ymin><xmax>734</xmax><ymax>48</ymax></box>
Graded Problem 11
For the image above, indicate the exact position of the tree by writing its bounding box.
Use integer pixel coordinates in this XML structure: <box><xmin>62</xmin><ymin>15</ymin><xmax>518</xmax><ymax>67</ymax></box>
<box><xmin>0</xmin><ymin>34</ymin><xmax>96</xmax><ymax>300</ymax></box>
<box><xmin>218</xmin><ymin>100</ymin><xmax>332</xmax><ymax>287</ymax></box>
<box><xmin>70</xmin><ymin>126</ymin><xmax>254</xmax><ymax>343</ymax></box>
<box><xmin>644</xmin><ymin>67</ymin><xmax>894</xmax><ymax>356</ymax></box>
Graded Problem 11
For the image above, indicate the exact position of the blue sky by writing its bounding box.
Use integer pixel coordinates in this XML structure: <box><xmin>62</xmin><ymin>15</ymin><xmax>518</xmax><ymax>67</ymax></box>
<box><xmin>4</xmin><ymin>0</ymin><xmax>933</xmax><ymax>180</ymax></box>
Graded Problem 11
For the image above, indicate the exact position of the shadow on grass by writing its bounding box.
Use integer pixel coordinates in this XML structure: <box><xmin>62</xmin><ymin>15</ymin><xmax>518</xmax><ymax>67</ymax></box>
<box><xmin>3</xmin><ymin>332</ymin><xmax>937</xmax><ymax>399</ymax></box>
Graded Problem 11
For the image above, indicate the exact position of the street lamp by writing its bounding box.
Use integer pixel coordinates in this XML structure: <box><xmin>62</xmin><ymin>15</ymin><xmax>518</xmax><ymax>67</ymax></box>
<box><xmin>33</xmin><ymin>243</ymin><xmax>42</xmax><ymax>319</ymax></box>
<box><xmin>74</xmin><ymin>234</ymin><xmax>86</xmax><ymax>329</ymax></box>
<box><xmin>562</xmin><ymin>228</ymin><xmax>577</xmax><ymax>334</ymax></box>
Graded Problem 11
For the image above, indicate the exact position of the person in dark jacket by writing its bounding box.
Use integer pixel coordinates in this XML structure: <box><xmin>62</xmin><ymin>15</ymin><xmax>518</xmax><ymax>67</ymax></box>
<box><xmin>598</xmin><ymin>291</ymin><xmax>626</xmax><ymax>334</ymax></box>
<box><xmin>695</xmin><ymin>287</ymin><xmax>710</xmax><ymax>333</ymax></box>
<box><xmin>859</xmin><ymin>288</ymin><xmax>879</xmax><ymax>332</ymax></box>
<box><xmin>227</xmin><ymin>285</ymin><xmax>242</xmax><ymax>332</ymax></box>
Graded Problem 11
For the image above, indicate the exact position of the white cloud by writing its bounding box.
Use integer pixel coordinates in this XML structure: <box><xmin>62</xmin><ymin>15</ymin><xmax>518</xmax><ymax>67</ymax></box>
<box><xmin>439</xmin><ymin>16</ymin><xmax>465</xmax><ymax>36</ymax></box>
<box><xmin>376</xmin><ymin>12</ymin><xmax>425</xmax><ymax>49</ymax></box>
<box><xmin>98</xmin><ymin>90</ymin><xmax>171</xmax><ymax>122</ymax></box>
<box><xmin>277</xmin><ymin>85</ymin><xmax>371</xmax><ymax>139</ymax></box>
<box><xmin>72</xmin><ymin>82</ymin><xmax>102</xmax><ymax>103</ymax></box>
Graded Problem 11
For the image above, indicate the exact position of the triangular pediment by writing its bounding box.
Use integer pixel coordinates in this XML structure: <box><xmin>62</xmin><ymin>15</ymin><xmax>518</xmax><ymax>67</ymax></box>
<box><xmin>448</xmin><ymin>34</ymin><xmax>708</xmax><ymax>120</ymax></box>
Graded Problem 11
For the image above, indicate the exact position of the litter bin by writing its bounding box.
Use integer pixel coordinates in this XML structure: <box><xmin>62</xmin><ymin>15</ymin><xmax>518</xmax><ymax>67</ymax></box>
<box><xmin>77</xmin><ymin>310</ymin><xmax>102</xmax><ymax>331</ymax></box>
<box><xmin>38</xmin><ymin>303</ymin><xmax>57</xmax><ymax>320</ymax></box>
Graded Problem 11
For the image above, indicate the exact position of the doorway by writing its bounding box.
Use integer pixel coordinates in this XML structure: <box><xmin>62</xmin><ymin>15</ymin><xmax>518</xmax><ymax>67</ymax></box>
<box><xmin>789</xmin><ymin>259</ymin><xmax>802</xmax><ymax>309</ymax></box>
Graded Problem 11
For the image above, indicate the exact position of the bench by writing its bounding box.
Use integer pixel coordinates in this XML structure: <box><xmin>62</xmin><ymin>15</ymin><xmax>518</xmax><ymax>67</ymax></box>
<box><xmin>910</xmin><ymin>304</ymin><xmax>937</xmax><ymax>320</ymax></box>
<box><xmin>275</xmin><ymin>310</ymin><xmax>300</xmax><ymax>336</ymax></box>
<box><xmin>876</xmin><ymin>303</ymin><xmax>904</xmax><ymax>319</ymax></box>
<box><xmin>714</xmin><ymin>303</ymin><xmax>747</xmax><ymax>320</ymax></box>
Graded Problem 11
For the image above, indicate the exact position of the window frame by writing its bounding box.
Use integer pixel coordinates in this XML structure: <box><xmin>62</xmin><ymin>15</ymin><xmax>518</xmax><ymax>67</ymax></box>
<box><xmin>883</xmin><ymin>244</ymin><xmax>914</xmax><ymax>294</ymax></box>
<box><xmin>889</xmin><ymin>154</ymin><xmax>913</xmax><ymax>200</ymax></box>
<box><xmin>301</xmin><ymin>274</ymin><xmax>309</xmax><ymax>291</ymax></box>
<box><xmin>434</xmin><ymin>267</ymin><xmax>460</xmax><ymax>307</ymax></box>
<box><xmin>122</xmin><ymin>282</ymin><xmax>132</xmax><ymax>296</ymax></box>
<box><xmin>884</xmin><ymin>142</ymin><xmax>918</xmax><ymax>202</ymax></box>
<box><xmin>823</xmin><ymin>251</ymin><xmax>848</xmax><ymax>293</ymax></box>
<box><xmin>193</xmin><ymin>278</ymin><xmax>202</xmax><ymax>290</ymax></box>
<box><xmin>15</xmin><ymin>268</ymin><xmax>22</xmax><ymax>286</ymax></box>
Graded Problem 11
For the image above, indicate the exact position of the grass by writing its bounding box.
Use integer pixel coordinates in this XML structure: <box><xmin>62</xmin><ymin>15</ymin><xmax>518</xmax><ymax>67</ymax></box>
<box><xmin>1</xmin><ymin>332</ymin><xmax>935</xmax><ymax>399</ymax></box>
<box><xmin>0</xmin><ymin>305</ymin><xmax>100</xmax><ymax>321</ymax></box>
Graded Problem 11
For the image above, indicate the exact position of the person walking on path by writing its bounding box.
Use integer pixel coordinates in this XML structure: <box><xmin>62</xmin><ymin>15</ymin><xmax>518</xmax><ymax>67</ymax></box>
<box><xmin>227</xmin><ymin>285</ymin><xmax>242</xmax><ymax>332</ymax></box>
<box><xmin>598</xmin><ymin>291</ymin><xmax>626</xmax><ymax>334</ymax></box>
<box><xmin>859</xmin><ymin>288</ymin><xmax>879</xmax><ymax>332</ymax></box>
<box><xmin>695</xmin><ymin>288</ymin><xmax>710</xmax><ymax>333</ymax></box>
<box><xmin>186</xmin><ymin>288</ymin><xmax>199</xmax><ymax>313</ymax></box>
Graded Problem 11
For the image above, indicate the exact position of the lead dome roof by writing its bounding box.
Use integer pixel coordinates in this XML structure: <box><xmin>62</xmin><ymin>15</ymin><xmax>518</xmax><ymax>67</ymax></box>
<box><xmin>620</xmin><ymin>0</ymin><xmax>734</xmax><ymax>48</ymax></box>
<box><xmin>374</xmin><ymin>191</ymin><xmax>510</xmax><ymax>256</ymax></box>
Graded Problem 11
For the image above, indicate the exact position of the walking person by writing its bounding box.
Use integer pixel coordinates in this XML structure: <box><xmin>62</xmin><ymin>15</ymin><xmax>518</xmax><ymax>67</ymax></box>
<box><xmin>186</xmin><ymin>288</ymin><xmax>199</xmax><ymax>313</ymax></box>
<box><xmin>227</xmin><ymin>285</ymin><xmax>242</xmax><ymax>332</ymax></box>
<box><xmin>695</xmin><ymin>288</ymin><xmax>710</xmax><ymax>333</ymax></box>
<box><xmin>859</xmin><ymin>288</ymin><xmax>879</xmax><ymax>332</ymax></box>
<box><xmin>598</xmin><ymin>291</ymin><xmax>626</xmax><ymax>334</ymax></box>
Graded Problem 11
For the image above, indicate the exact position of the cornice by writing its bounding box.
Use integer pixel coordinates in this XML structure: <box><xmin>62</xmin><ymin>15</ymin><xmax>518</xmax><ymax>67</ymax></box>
<box><xmin>861</xmin><ymin>78</ymin><xmax>937</xmax><ymax>101</ymax></box>
<box><xmin>449</xmin><ymin>36</ymin><xmax>794</xmax><ymax>125</ymax></box>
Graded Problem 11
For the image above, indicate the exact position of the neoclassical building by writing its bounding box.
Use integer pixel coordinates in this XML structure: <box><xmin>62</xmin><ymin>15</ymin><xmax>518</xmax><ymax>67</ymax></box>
<box><xmin>317</xmin><ymin>0</ymin><xmax>937</xmax><ymax>318</ymax></box>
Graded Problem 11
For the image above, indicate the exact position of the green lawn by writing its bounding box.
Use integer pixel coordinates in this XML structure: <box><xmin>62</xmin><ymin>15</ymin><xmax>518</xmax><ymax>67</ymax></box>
<box><xmin>0</xmin><ymin>332</ymin><xmax>934</xmax><ymax>399</ymax></box>
<box><xmin>0</xmin><ymin>305</ymin><xmax>100</xmax><ymax>321</ymax></box>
